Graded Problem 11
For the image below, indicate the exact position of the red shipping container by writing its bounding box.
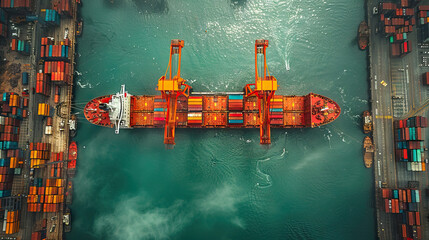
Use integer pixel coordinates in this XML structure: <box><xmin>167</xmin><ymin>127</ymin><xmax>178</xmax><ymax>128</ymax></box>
<box><xmin>384</xmin><ymin>199</ymin><xmax>390</xmax><ymax>213</ymax></box>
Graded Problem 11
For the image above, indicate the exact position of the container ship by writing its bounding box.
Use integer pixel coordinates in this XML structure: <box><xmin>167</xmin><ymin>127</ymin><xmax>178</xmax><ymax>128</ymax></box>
<box><xmin>84</xmin><ymin>40</ymin><xmax>341</xmax><ymax>146</ymax></box>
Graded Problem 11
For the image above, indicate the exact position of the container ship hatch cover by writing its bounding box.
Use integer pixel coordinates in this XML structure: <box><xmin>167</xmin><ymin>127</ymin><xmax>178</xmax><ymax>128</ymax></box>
<box><xmin>84</xmin><ymin>39</ymin><xmax>341</xmax><ymax>147</ymax></box>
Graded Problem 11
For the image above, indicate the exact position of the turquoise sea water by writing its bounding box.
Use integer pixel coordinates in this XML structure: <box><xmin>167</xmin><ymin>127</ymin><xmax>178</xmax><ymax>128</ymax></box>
<box><xmin>67</xmin><ymin>0</ymin><xmax>375</xmax><ymax>239</ymax></box>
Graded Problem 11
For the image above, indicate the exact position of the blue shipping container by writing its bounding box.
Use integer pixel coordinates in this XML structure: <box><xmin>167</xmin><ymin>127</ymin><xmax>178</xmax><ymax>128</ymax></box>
<box><xmin>228</xmin><ymin>95</ymin><xmax>243</xmax><ymax>100</ymax></box>
<box><xmin>22</xmin><ymin>72</ymin><xmax>28</xmax><ymax>85</ymax></box>
<box><xmin>393</xmin><ymin>190</ymin><xmax>399</xmax><ymax>199</ymax></box>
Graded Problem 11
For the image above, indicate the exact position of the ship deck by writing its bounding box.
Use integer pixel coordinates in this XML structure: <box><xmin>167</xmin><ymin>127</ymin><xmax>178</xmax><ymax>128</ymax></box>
<box><xmin>85</xmin><ymin>92</ymin><xmax>340</xmax><ymax>129</ymax></box>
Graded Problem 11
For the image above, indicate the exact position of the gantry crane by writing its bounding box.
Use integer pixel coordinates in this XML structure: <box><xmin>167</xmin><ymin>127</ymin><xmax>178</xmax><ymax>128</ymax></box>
<box><xmin>157</xmin><ymin>39</ymin><xmax>191</xmax><ymax>146</ymax></box>
<box><xmin>244</xmin><ymin>40</ymin><xmax>278</xmax><ymax>144</ymax></box>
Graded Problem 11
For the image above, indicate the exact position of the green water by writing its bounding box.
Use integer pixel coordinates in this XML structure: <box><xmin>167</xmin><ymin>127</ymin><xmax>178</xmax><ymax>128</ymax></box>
<box><xmin>68</xmin><ymin>0</ymin><xmax>375</xmax><ymax>239</ymax></box>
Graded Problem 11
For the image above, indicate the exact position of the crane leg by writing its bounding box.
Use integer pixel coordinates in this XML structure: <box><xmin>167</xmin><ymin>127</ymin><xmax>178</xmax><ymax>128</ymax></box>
<box><xmin>164</xmin><ymin>94</ymin><xmax>178</xmax><ymax>145</ymax></box>
<box><xmin>259</xmin><ymin>94</ymin><xmax>271</xmax><ymax>144</ymax></box>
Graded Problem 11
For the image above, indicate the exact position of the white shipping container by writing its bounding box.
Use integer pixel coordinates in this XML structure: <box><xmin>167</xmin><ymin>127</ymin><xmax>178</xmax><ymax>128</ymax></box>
<box><xmin>0</xmin><ymin>151</ymin><xmax>5</xmax><ymax>159</ymax></box>
<box><xmin>407</xmin><ymin>162</ymin><xmax>412</xmax><ymax>171</ymax></box>
<box><xmin>45</xmin><ymin>126</ymin><xmax>52</xmax><ymax>135</ymax></box>
<box><xmin>0</xmin><ymin>116</ymin><xmax>4</xmax><ymax>125</ymax></box>
<box><xmin>2</xmin><ymin>219</ymin><xmax>5</xmax><ymax>232</ymax></box>
<box><xmin>419</xmin><ymin>163</ymin><xmax>423</xmax><ymax>171</ymax></box>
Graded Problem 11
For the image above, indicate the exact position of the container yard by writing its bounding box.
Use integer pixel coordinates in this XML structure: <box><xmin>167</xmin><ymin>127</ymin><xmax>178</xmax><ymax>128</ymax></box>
<box><xmin>367</xmin><ymin>0</ymin><xmax>429</xmax><ymax>239</ymax></box>
<box><xmin>0</xmin><ymin>0</ymin><xmax>80</xmax><ymax>239</ymax></box>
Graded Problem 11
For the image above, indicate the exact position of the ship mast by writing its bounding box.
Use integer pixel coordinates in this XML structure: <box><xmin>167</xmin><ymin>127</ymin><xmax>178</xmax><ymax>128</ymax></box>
<box><xmin>157</xmin><ymin>40</ymin><xmax>191</xmax><ymax>147</ymax></box>
<box><xmin>244</xmin><ymin>40</ymin><xmax>278</xmax><ymax>144</ymax></box>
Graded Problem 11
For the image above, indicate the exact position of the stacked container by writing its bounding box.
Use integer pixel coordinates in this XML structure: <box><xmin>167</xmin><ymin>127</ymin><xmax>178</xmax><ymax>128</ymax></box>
<box><xmin>54</xmin><ymin>86</ymin><xmax>61</xmax><ymax>103</ymax></box>
<box><xmin>394</xmin><ymin>116</ymin><xmax>427</xmax><ymax>171</ymax></box>
<box><xmin>52</xmin><ymin>0</ymin><xmax>71</xmax><ymax>16</ymax></box>
<box><xmin>27</xmin><ymin>178</ymin><xmax>44</xmax><ymax>212</ymax></box>
<box><xmin>379</xmin><ymin>2</ymin><xmax>416</xmax><ymax>57</ymax></box>
<box><xmin>381</xmin><ymin>188</ymin><xmax>422</xmax><ymax>239</ymax></box>
<box><xmin>29</xmin><ymin>142</ymin><xmax>51</xmax><ymax>168</ymax></box>
<box><xmin>36</xmin><ymin>73</ymin><xmax>51</xmax><ymax>96</ymax></box>
<box><xmin>49</xmin><ymin>152</ymin><xmax>64</xmax><ymax>178</ymax></box>
<box><xmin>22</xmin><ymin>72</ymin><xmax>28</xmax><ymax>85</ymax></box>
<box><xmin>41</xmin><ymin>43</ymin><xmax>70</xmax><ymax>60</ymax></box>
<box><xmin>269</xmin><ymin>96</ymin><xmax>284</xmax><ymax>125</ymax></box>
<box><xmin>40</xmin><ymin>9</ymin><xmax>60</xmax><ymax>26</ymax></box>
<box><xmin>0</xmin><ymin>8</ymin><xmax>7</xmax><ymax>24</ymax></box>
<box><xmin>0</xmin><ymin>0</ymin><xmax>32</xmax><ymax>10</ymax></box>
<box><xmin>228</xmin><ymin>95</ymin><xmax>243</xmax><ymax>111</ymax></box>
<box><xmin>0</xmin><ymin>23</ymin><xmax>6</xmax><ymax>38</ymax></box>
<box><xmin>31</xmin><ymin>230</ymin><xmax>47</xmax><ymax>240</ymax></box>
<box><xmin>44</xmin><ymin>61</ymin><xmax>71</xmax><ymax>85</ymax></box>
<box><xmin>188</xmin><ymin>96</ymin><xmax>203</xmax><ymax>125</ymax></box>
<box><xmin>43</xmin><ymin>178</ymin><xmax>64</xmax><ymax>212</ymax></box>
<box><xmin>228</xmin><ymin>112</ymin><xmax>243</xmax><ymax>125</ymax></box>
<box><xmin>4</xmin><ymin>210</ymin><xmax>19</xmax><ymax>234</ymax></box>
<box><xmin>153</xmin><ymin>96</ymin><xmax>166</xmax><ymax>125</ymax></box>
<box><xmin>9</xmin><ymin>39</ymin><xmax>31</xmax><ymax>55</ymax></box>
<box><xmin>37</xmin><ymin>103</ymin><xmax>50</xmax><ymax>116</ymax></box>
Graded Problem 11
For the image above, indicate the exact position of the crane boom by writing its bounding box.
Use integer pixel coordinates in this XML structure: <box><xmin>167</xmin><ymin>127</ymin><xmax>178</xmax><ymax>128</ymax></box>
<box><xmin>244</xmin><ymin>39</ymin><xmax>278</xmax><ymax>144</ymax></box>
<box><xmin>157</xmin><ymin>40</ymin><xmax>191</xmax><ymax>147</ymax></box>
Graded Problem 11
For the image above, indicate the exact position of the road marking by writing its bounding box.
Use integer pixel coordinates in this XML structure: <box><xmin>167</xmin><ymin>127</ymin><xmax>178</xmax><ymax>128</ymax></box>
<box><xmin>378</xmin><ymin>161</ymin><xmax>381</xmax><ymax>176</ymax></box>
<box><xmin>375</xmin><ymin>115</ymin><xmax>393</xmax><ymax>119</ymax></box>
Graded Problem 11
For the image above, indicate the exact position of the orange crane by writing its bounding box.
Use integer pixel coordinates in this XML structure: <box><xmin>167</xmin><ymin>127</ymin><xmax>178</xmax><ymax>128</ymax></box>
<box><xmin>157</xmin><ymin>39</ymin><xmax>191</xmax><ymax>146</ymax></box>
<box><xmin>244</xmin><ymin>40</ymin><xmax>278</xmax><ymax>144</ymax></box>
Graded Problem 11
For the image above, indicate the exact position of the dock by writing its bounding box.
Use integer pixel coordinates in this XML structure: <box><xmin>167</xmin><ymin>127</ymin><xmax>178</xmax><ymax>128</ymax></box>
<box><xmin>0</xmin><ymin>0</ymin><xmax>79</xmax><ymax>239</ymax></box>
<box><xmin>367</xmin><ymin>0</ymin><xmax>429</xmax><ymax>239</ymax></box>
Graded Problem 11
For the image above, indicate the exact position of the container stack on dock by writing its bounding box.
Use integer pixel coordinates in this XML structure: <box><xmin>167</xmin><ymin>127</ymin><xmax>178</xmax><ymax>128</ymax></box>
<box><xmin>381</xmin><ymin>188</ymin><xmax>422</xmax><ymax>239</ymax></box>
<box><xmin>0</xmin><ymin>0</ymin><xmax>32</xmax><ymax>11</ymax></box>
<box><xmin>378</xmin><ymin>1</ymin><xmax>417</xmax><ymax>57</ymax></box>
<box><xmin>44</xmin><ymin>61</ymin><xmax>71</xmax><ymax>85</ymax></box>
<box><xmin>10</xmin><ymin>39</ymin><xmax>30</xmax><ymax>55</ymax></box>
<box><xmin>27</xmin><ymin>178</ymin><xmax>64</xmax><ymax>213</ymax></box>
<box><xmin>153</xmin><ymin>96</ymin><xmax>166</xmax><ymax>126</ymax></box>
<box><xmin>394</xmin><ymin>116</ymin><xmax>427</xmax><ymax>171</ymax></box>
<box><xmin>49</xmin><ymin>152</ymin><xmax>64</xmax><ymax>178</ymax></box>
<box><xmin>27</xmin><ymin>178</ymin><xmax>43</xmax><ymax>212</ymax></box>
<box><xmin>416</xmin><ymin>5</ymin><xmax>429</xmax><ymax>43</ymax></box>
<box><xmin>188</xmin><ymin>96</ymin><xmax>203</xmax><ymax>126</ymax></box>
<box><xmin>36</xmin><ymin>73</ymin><xmax>51</xmax><ymax>96</ymax></box>
<box><xmin>37</xmin><ymin>103</ymin><xmax>50</xmax><ymax>117</ymax></box>
<box><xmin>0</xmin><ymin>22</ymin><xmax>6</xmax><ymax>38</ymax></box>
<box><xmin>4</xmin><ymin>210</ymin><xmax>19</xmax><ymax>235</ymax></box>
<box><xmin>44</xmin><ymin>179</ymin><xmax>64</xmax><ymax>212</ymax></box>
<box><xmin>31</xmin><ymin>230</ymin><xmax>47</xmax><ymax>240</ymax></box>
<box><xmin>51</xmin><ymin>0</ymin><xmax>71</xmax><ymax>16</ymax></box>
<box><xmin>0</xmin><ymin>8</ymin><xmax>6</xmax><ymax>38</ymax></box>
<box><xmin>40</xmin><ymin>38</ymin><xmax>71</xmax><ymax>60</ymax></box>
<box><xmin>40</xmin><ymin>9</ymin><xmax>60</xmax><ymax>26</ymax></box>
<box><xmin>29</xmin><ymin>143</ymin><xmax>51</xmax><ymax>168</ymax></box>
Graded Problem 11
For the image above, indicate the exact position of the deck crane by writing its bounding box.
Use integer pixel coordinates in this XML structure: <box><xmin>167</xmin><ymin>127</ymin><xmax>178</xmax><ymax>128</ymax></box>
<box><xmin>157</xmin><ymin>39</ymin><xmax>191</xmax><ymax>146</ymax></box>
<box><xmin>244</xmin><ymin>40</ymin><xmax>278</xmax><ymax>144</ymax></box>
